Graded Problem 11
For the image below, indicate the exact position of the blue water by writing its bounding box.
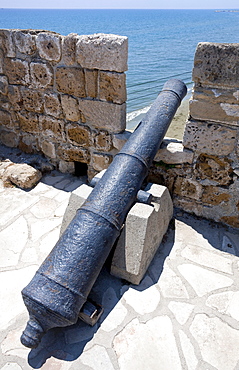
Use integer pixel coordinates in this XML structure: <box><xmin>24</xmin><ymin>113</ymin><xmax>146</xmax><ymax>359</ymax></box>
<box><xmin>1</xmin><ymin>9</ymin><xmax>239</xmax><ymax>122</ymax></box>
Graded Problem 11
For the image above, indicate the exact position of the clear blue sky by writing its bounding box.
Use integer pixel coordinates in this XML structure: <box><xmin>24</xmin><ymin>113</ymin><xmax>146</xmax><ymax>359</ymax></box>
<box><xmin>1</xmin><ymin>0</ymin><xmax>239</xmax><ymax>9</ymax></box>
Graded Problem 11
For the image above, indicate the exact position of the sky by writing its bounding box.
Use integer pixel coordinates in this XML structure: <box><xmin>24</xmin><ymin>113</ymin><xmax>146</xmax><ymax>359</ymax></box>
<box><xmin>1</xmin><ymin>0</ymin><xmax>239</xmax><ymax>9</ymax></box>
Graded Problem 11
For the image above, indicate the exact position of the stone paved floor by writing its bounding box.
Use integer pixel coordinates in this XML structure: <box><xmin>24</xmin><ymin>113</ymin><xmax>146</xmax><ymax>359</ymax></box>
<box><xmin>1</xmin><ymin>171</ymin><xmax>239</xmax><ymax>370</ymax></box>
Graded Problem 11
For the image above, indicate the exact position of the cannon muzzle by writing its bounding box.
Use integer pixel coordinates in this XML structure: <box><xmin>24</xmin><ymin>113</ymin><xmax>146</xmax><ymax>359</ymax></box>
<box><xmin>21</xmin><ymin>79</ymin><xmax>187</xmax><ymax>348</ymax></box>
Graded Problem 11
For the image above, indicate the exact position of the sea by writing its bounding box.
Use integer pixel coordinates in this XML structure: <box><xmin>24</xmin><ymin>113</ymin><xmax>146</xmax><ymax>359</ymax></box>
<box><xmin>1</xmin><ymin>8</ymin><xmax>239</xmax><ymax>129</ymax></box>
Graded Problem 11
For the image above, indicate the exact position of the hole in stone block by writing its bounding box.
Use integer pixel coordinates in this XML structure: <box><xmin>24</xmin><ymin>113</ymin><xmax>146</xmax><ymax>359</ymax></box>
<box><xmin>75</xmin><ymin>162</ymin><xmax>88</xmax><ymax>177</ymax></box>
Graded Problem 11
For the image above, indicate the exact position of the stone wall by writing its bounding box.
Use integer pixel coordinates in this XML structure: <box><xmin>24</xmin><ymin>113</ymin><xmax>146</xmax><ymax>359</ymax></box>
<box><xmin>0</xmin><ymin>30</ymin><xmax>127</xmax><ymax>178</ymax></box>
<box><xmin>149</xmin><ymin>42</ymin><xmax>239</xmax><ymax>229</ymax></box>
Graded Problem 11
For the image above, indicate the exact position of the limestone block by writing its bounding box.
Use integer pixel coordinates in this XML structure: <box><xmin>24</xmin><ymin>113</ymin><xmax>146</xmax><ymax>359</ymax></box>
<box><xmin>21</xmin><ymin>88</ymin><xmax>44</xmax><ymax>113</ymax></box>
<box><xmin>112</xmin><ymin>130</ymin><xmax>131</xmax><ymax>150</ymax></box>
<box><xmin>93</xmin><ymin>130</ymin><xmax>112</xmax><ymax>151</ymax></box>
<box><xmin>193</xmin><ymin>86</ymin><xmax>239</xmax><ymax>105</ymax></box>
<box><xmin>44</xmin><ymin>92</ymin><xmax>62</xmax><ymax>118</ymax></box>
<box><xmin>193</xmin><ymin>42</ymin><xmax>239</xmax><ymax>88</ymax></box>
<box><xmin>0</xmin><ymin>75</ymin><xmax>8</xmax><ymax>95</ymax></box>
<box><xmin>2</xmin><ymin>163</ymin><xmax>42</xmax><ymax>189</ymax></box>
<box><xmin>0</xmin><ymin>48</ymin><xmax>3</xmax><ymax>73</ymax></box>
<box><xmin>30</xmin><ymin>62</ymin><xmax>53</xmax><ymax>88</ymax></box>
<box><xmin>99</xmin><ymin>71</ymin><xmax>126</xmax><ymax>104</ymax></box>
<box><xmin>8</xmin><ymin>85</ymin><xmax>22</xmax><ymax>111</ymax></box>
<box><xmin>59</xmin><ymin>160</ymin><xmax>75</xmax><ymax>174</ymax></box>
<box><xmin>61</xmin><ymin>94</ymin><xmax>81</xmax><ymax>122</ymax></box>
<box><xmin>57</xmin><ymin>144</ymin><xmax>89</xmax><ymax>163</ymax></box>
<box><xmin>62</xmin><ymin>33</ymin><xmax>77</xmax><ymax>65</ymax></box>
<box><xmin>0</xmin><ymin>160</ymin><xmax>14</xmax><ymax>177</ymax></box>
<box><xmin>40</xmin><ymin>140</ymin><xmax>56</xmax><ymax>159</ymax></box>
<box><xmin>18</xmin><ymin>111</ymin><xmax>39</xmax><ymax>133</ymax></box>
<box><xmin>85</xmin><ymin>69</ymin><xmax>98</xmax><ymax>98</ymax></box>
<box><xmin>190</xmin><ymin>99</ymin><xmax>239</xmax><ymax>126</ymax></box>
<box><xmin>91</xmin><ymin>152</ymin><xmax>113</xmax><ymax>171</ymax></box>
<box><xmin>66</xmin><ymin>123</ymin><xmax>91</xmax><ymax>146</ymax></box>
<box><xmin>3</xmin><ymin>58</ymin><xmax>30</xmax><ymax>85</ymax></box>
<box><xmin>36</xmin><ymin>32</ymin><xmax>61</xmax><ymax>62</ymax></box>
<box><xmin>0</xmin><ymin>129</ymin><xmax>19</xmax><ymax>147</ymax></box>
<box><xmin>79</xmin><ymin>99</ymin><xmax>126</xmax><ymax>133</ymax></box>
<box><xmin>195</xmin><ymin>153</ymin><xmax>232</xmax><ymax>186</ymax></box>
<box><xmin>76</xmin><ymin>33</ymin><xmax>128</xmax><ymax>72</ymax></box>
<box><xmin>0</xmin><ymin>30</ymin><xmax>16</xmax><ymax>57</ymax></box>
<box><xmin>0</xmin><ymin>109</ymin><xmax>11</xmax><ymax>127</ymax></box>
<box><xmin>39</xmin><ymin>115</ymin><xmax>64</xmax><ymax>140</ymax></box>
<box><xmin>14</xmin><ymin>31</ymin><xmax>36</xmax><ymax>55</ymax></box>
<box><xmin>19</xmin><ymin>133</ymin><xmax>39</xmax><ymax>154</ymax></box>
<box><xmin>155</xmin><ymin>140</ymin><xmax>194</xmax><ymax>164</ymax></box>
<box><xmin>201</xmin><ymin>186</ymin><xmax>231</xmax><ymax>205</ymax></box>
<box><xmin>174</xmin><ymin>177</ymin><xmax>202</xmax><ymax>200</ymax></box>
<box><xmin>183</xmin><ymin>120</ymin><xmax>237</xmax><ymax>156</ymax></box>
<box><xmin>56</xmin><ymin>66</ymin><xmax>86</xmax><ymax>97</ymax></box>
<box><xmin>60</xmin><ymin>183</ymin><xmax>93</xmax><ymax>235</ymax></box>
<box><xmin>111</xmin><ymin>183</ymin><xmax>173</xmax><ymax>284</ymax></box>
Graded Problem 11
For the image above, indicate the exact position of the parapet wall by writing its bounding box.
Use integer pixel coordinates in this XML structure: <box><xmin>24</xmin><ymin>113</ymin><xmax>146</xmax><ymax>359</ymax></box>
<box><xmin>0</xmin><ymin>30</ymin><xmax>127</xmax><ymax>178</ymax></box>
<box><xmin>149</xmin><ymin>42</ymin><xmax>239</xmax><ymax>228</ymax></box>
<box><xmin>1</xmin><ymin>33</ymin><xmax>238</xmax><ymax>228</ymax></box>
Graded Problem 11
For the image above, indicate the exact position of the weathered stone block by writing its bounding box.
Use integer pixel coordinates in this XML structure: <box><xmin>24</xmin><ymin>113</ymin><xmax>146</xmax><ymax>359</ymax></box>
<box><xmin>76</xmin><ymin>33</ymin><xmax>128</xmax><ymax>72</ymax></box>
<box><xmin>62</xmin><ymin>33</ymin><xmax>77</xmax><ymax>65</ymax></box>
<box><xmin>40</xmin><ymin>140</ymin><xmax>56</xmax><ymax>159</ymax></box>
<box><xmin>56</xmin><ymin>67</ymin><xmax>86</xmax><ymax>97</ymax></box>
<box><xmin>190</xmin><ymin>99</ymin><xmax>239</xmax><ymax>126</ymax></box>
<box><xmin>195</xmin><ymin>154</ymin><xmax>232</xmax><ymax>186</ymax></box>
<box><xmin>193</xmin><ymin>42</ymin><xmax>239</xmax><ymax>88</ymax></box>
<box><xmin>59</xmin><ymin>160</ymin><xmax>75</xmax><ymax>174</ymax></box>
<box><xmin>4</xmin><ymin>58</ymin><xmax>30</xmax><ymax>85</ymax></box>
<box><xmin>99</xmin><ymin>71</ymin><xmax>126</xmax><ymax>104</ymax></box>
<box><xmin>174</xmin><ymin>177</ymin><xmax>202</xmax><ymax>200</ymax></box>
<box><xmin>21</xmin><ymin>88</ymin><xmax>44</xmax><ymax>113</ymax></box>
<box><xmin>2</xmin><ymin>163</ymin><xmax>41</xmax><ymax>189</ymax></box>
<box><xmin>13</xmin><ymin>31</ymin><xmax>36</xmax><ymax>55</ymax></box>
<box><xmin>85</xmin><ymin>69</ymin><xmax>98</xmax><ymax>98</ymax></box>
<box><xmin>0</xmin><ymin>30</ymin><xmax>15</xmax><ymax>57</ymax></box>
<box><xmin>44</xmin><ymin>92</ymin><xmax>62</xmax><ymax>118</ymax></box>
<box><xmin>7</xmin><ymin>85</ymin><xmax>22</xmax><ymax>111</ymax></box>
<box><xmin>57</xmin><ymin>144</ymin><xmax>89</xmax><ymax>163</ymax></box>
<box><xmin>92</xmin><ymin>152</ymin><xmax>113</xmax><ymax>171</ymax></box>
<box><xmin>39</xmin><ymin>115</ymin><xmax>64</xmax><ymax>139</ymax></box>
<box><xmin>202</xmin><ymin>186</ymin><xmax>231</xmax><ymax>205</ymax></box>
<box><xmin>30</xmin><ymin>62</ymin><xmax>53</xmax><ymax>88</ymax></box>
<box><xmin>111</xmin><ymin>183</ymin><xmax>173</xmax><ymax>284</ymax></box>
<box><xmin>66</xmin><ymin>123</ymin><xmax>91</xmax><ymax>146</ymax></box>
<box><xmin>220</xmin><ymin>216</ymin><xmax>239</xmax><ymax>228</ymax></box>
<box><xmin>19</xmin><ymin>133</ymin><xmax>39</xmax><ymax>154</ymax></box>
<box><xmin>36</xmin><ymin>32</ymin><xmax>61</xmax><ymax>62</ymax></box>
<box><xmin>155</xmin><ymin>140</ymin><xmax>194</xmax><ymax>164</ymax></box>
<box><xmin>0</xmin><ymin>48</ymin><xmax>3</xmax><ymax>74</ymax></box>
<box><xmin>0</xmin><ymin>75</ymin><xmax>8</xmax><ymax>95</ymax></box>
<box><xmin>93</xmin><ymin>130</ymin><xmax>112</xmax><ymax>151</ymax></box>
<box><xmin>0</xmin><ymin>129</ymin><xmax>19</xmax><ymax>147</ymax></box>
<box><xmin>61</xmin><ymin>94</ymin><xmax>81</xmax><ymax>122</ymax></box>
<box><xmin>18</xmin><ymin>111</ymin><xmax>39</xmax><ymax>133</ymax></box>
<box><xmin>183</xmin><ymin>121</ymin><xmax>237</xmax><ymax>156</ymax></box>
<box><xmin>193</xmin><ymin>86</ymin><xmax>239</xmax><ymax>105</ymax></box>
<box><xmin>79</xmin><ymin>99</ymin><xmax>126</xmax><ymax>133</ymax></box>
<box><xmin>0</xmin><ymin>109</ymin><xmax>11</xmax><ymax>126</ymax></box>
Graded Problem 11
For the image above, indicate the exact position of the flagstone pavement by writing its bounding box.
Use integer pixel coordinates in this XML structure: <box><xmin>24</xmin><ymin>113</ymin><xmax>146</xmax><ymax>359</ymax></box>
<box><xmin>1</xmin><ymin>170</ymin><xmax>239</xmax><ymax>370</ymax></box>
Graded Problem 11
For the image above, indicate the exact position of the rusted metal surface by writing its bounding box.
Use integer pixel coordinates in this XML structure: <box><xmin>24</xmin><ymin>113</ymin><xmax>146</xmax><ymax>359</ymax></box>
<box><xmin>21</xmin><ymin>79</ymin><xmax>187</xmax><ymax>348</ymax></box>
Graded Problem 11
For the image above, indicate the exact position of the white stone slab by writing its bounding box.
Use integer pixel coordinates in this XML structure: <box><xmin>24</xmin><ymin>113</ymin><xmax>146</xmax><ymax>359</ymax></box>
<box><xmin>158</xmin><ymin>264</ymin><xmax>189</xmax><ymax>299</ymax></box>
<box><xmin>190</xmin><ymin>314</ymin><xmax>239</xmax><ymax>370</ymax></box>
<box><xmin>168</xmin><ymin>301</ymin><xmax>194</xmax><ymax>325</ymax></box>
<box><xmin>121</xmin><ymin>276</ymin><xmax>160</xmax><ymax>315</ymax></box>
<box><xmin>178</xmin><ymin>264</ymin><xmax>233</xmax><ymax>297</ymax></box>
<box><xmin>113</xmin><ymin>316</ymin><xmax>182</xmax><ymax>370</ymax></box>
<box><xmin>80</xmin><ymin>345</ymin><xmax>114</xmax><ymax>370</ymax></box>
<box><xmin>206</xmin><ymin>291</ymin><xmax>239</xmax><ymax>321</ymax></box>
<box><xmin>179</xmin><ymin>330</ymin><xmax>198</xmax><ymax>370</ymax></box>
<box><xmin>181</xmin><ymin>244</ymin><xmax>233</xmax><ymax>274</ymax></box>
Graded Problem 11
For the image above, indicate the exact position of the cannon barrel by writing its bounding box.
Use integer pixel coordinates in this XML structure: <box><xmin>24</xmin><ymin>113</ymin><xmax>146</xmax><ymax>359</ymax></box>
<box><xmin>21</xmin><ymin>79</ymin><xmax>187</xmax><ymax>348</ymax></box>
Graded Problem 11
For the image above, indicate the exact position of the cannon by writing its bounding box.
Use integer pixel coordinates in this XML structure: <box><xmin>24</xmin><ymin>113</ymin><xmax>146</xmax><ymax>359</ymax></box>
<box><xmin>20</xmin><ymin>79</ymin><xmax>187</xmax><ymax>348</ymax></box>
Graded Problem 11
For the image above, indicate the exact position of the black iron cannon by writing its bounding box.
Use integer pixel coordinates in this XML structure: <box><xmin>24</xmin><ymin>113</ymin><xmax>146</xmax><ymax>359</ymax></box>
<box><xmin>21</xmin><ymin>79</ymin><xmax>187</xmax><ymax>348</ymax></box>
